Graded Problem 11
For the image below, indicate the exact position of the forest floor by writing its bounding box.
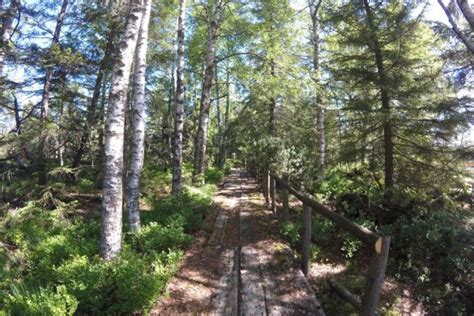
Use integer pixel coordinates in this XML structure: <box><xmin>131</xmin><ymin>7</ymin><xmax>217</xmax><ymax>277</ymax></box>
<box><xmin>151</xmin><ymin>169</ymin><xmax>324</xmax><ymax>315</ymax></box>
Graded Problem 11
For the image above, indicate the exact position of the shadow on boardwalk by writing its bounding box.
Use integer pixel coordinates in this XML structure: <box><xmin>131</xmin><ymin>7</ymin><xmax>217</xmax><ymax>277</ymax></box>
<box><xmin>151</xmin><ymin>169</ymin><xmax>324</xmax><ymax>315</ymax></box>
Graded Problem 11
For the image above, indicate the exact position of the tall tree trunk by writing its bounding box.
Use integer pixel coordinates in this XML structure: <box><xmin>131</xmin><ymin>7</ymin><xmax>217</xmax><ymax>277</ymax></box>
<box><xmin>269</xmin><ymin>60</ymin><xmax>276</xmax><ymax>136</ymax></box>
<box><xmin>0</xmin><ymin>0</ymin><xmax>20</xmax><ymax>80</ymax></box>
<box><xmin>362</xmin><ymin>0</ymin><xmax>394</xmax><ymax>202</ymax></box>
<box><xmin>172</xmin><ymin>0</ymin><xmax>186</xmax><ymax>194</ymax></box>
<box><xmin>193</xmin><ymin>0</ymin><xmax>222</xmax><ymax>181</ymax></box>
<box><xmin>38</xmin><ymin>0</ymin><xmax>68</xmax><ymax>185</ymax></box>
<box><xmin>12</xmin><ymin>93</ymin><xmax>21</xmax><ymax>134</ymax></box>
<box><xmin>456</xmin><ymin>0</ymin><xmax>474</xmax><ymax>29</ymax></box>
<box><xmin>72</xmin><ymin>25</ymin><xmax>117</xmax><ymax>169</ymax></box>
<box><xmin>101</xmin><ymin>0</ymin><xmax>144</xmax><ymax>260</ymax></box>
<box><xmin>309</xmin><ymin>0</ymin><xmax>325</xmax><ymax>180</ymax></box>
<box><xmin>97</xmin><ymin>76</ymin><xmax>108</xmax><ymax>179</ymax></box>
<box><xmin>218</xmin><ymin>61</ymin><xmax>230</xmax><ymax>168</ymax></box>
<box><xmin>126</xmin><ymin>0</ymin><xmax>151</xmax><ymax>232</ymax></box>
<box><xmin>215</xmin><ymin>63</ymin><xmax>223</xmax><ymax>168</ymax></box>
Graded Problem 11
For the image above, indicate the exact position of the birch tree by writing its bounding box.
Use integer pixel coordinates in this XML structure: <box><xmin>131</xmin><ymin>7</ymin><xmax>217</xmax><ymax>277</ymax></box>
<box><xmin>172</xmin><ymin>0</ymin><xmax>186</xmax><ymax>194</ymax></box>
<box><xmin>101</xmin><ymin>0</ymin><xmax>144</xmax><ymax>260</ymax></box>
<box><xmin>126</xmin><ymin>0</ymin><xmax>152</xmax><ymax>231</ymax></box>
<box><xmin>193</xmin><ymin>0</ymin><xmax>223</xmax><ymax>181</ymax></box>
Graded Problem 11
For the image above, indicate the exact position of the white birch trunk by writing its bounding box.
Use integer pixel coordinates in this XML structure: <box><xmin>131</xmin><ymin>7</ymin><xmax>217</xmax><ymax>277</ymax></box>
<box><xmin>101</xmin><ymin>0</ymin><xmax>144</xmax><ymax>260</ymax></box>
<box><xmin>193</xmin><ymin>0</ymin><xmax>222</xmax><ymax>180</ymax></box>
<box><xmin>172</xmin><ymin>0</ymin><xmax>186</xmax><ymax>194</ymax></box>
<box><xmin>126</xmin><ymin>0</ymin><xmax>152</xmax><ymax>232</ymax></box>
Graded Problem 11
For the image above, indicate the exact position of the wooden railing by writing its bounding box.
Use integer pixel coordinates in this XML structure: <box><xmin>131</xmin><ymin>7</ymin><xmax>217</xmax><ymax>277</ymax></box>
<box><xmin>261</xmin><ymin>170</ymin><xmax>390</xmax><ymax>316</ymax></box>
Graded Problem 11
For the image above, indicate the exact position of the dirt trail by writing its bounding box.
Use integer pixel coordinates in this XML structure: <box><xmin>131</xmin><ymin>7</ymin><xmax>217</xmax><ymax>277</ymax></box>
<box><xmin>152</xmin><ymin>169</ymin><xmax>324</xmax><ymax>315</ymax></box>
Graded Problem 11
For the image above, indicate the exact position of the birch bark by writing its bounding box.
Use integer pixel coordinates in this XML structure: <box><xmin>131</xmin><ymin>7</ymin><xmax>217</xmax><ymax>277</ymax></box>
<box><xmin>193</xmin><ymin>0</ymin><xmax>223</xmax><ymax>181</ymax></box>
<box><xmin>126</xmin><ymin>0</ymin><xmax>152</xmax><ymax>231</ymax></box>
<box><xmin>172</xmin><ymin>0</ymin><xmax>186</xmax><ymax>194</ymax></box>
<box><xmin>101</xmin><ymin>0</ymin><xmax>144</xmax><ymax>260</ymax></box>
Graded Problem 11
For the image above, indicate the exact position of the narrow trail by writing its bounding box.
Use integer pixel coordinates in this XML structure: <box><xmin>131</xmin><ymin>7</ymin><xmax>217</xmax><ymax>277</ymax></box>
<box><xmin>152</xmin><ymin>169</ymin><xmax>324</xmax><ymax>315</ymax></box>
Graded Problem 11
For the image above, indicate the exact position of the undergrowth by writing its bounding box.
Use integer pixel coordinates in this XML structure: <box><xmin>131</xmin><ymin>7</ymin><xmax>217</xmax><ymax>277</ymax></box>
<box><xmin>0</xmin><ymin>164</ymin><xmax>227</xmax><ymax>314</ymax></box>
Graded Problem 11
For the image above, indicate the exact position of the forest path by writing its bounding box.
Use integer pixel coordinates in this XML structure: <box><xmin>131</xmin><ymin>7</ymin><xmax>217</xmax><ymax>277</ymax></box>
<box><xmin>151</xmin><ymin>169</ymin><xmax>324</xmax><ymax>315</ymax></box>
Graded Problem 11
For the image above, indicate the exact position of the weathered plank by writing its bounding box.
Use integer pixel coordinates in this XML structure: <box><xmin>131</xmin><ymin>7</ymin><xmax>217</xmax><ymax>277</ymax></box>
<box><xmin>212</xmin><ymin>247</ymin><xmax>238</xmax><ymax>314</ymax></box>
<box><xmin>240</xmin><ymin>246</ymin><xmax>266</xmax><ymax>316</ymax></box>
<box><xmin>208</xmin><ymin>213</ymin><xmax>228</xmax><ymax>245</ymax></box>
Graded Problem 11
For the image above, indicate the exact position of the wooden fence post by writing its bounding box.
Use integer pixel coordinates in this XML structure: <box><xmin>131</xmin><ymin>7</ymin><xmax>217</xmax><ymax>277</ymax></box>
<box><xmin>282</xmin><ymin>187</ymin><xmax>289</xmax><ymax>222</ymax></box>
<box><xmin>262</xmin><ymin>170</ymin><xmax>269</xmax><ymax>205</ymax></box>
<box><xmin>302</xmin><ymin>203</ymin><xmax>312</xmax><ymax>277</ymax></box>
<box><xmin>270</xmin><ymin>176</ymin><xmax>276</xmax><ymax>215</ymax></box>
<box><xmin>361</xmin><ymin>236</ymin><xmax>391</xmax><ymax>315</ymax></box>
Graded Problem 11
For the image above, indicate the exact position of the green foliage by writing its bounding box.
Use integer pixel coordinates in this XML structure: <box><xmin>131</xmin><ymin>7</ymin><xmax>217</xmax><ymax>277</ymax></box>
<box><xmin>311</xmin><ymin>216</ymin><xmax>335</xmax><ymax>244</ymax></box>
<box><xmin>143</xmin><ymin>184</ymin><xmax>216</xmax><ymax>233</ymax></box>
<box><xmin>75</xmin><ymin>178</ymin><xmax>95</xmax><ymax>193</ymax></box>
<box><xmin>317</xmin><ymin>164</ymin><xmax>382</xmax><ymax>202</ymax></box>
<box><xmin>4</xmin><ymin>284</ymin><xmax>78</xmax><ymax>316</ymax></box>
<box><xmin>204</xmin><ymin>167</ymin><xmax>224</xmax><ymax>185</ymax></box>
<box><xmin>279</xmin><ymin>221</ymin><xmax>302</xmax><ymax>248</ymax></box>
<box><xmin>0</xmin><ymin>188</ymin><xmax>212</xmax><ymax>314</ymax></box>
<box><xmin>0</xmin><ymin>160</ymin><xmax>220</xmax><ymax>313</ymax></box>
<box><xmin>130</xmin><ymin>221</ymin><xmax>192</xmax><ymax>254</ymax></box>
<box><xmin>382</xmin><ymin>210</ymin><xmax>473</xmax><ymax>313</ymax></box>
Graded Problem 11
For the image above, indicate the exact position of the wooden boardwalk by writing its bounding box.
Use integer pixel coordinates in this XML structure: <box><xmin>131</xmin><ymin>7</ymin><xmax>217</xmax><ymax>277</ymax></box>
<box><xmin>152</xmin><ymin>170</ymin><xmax>324</xmax><ymax>315</ymax></box>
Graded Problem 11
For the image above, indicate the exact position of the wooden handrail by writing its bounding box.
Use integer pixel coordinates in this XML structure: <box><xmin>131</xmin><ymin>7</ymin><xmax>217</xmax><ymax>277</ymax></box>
<box><xmin>266</xmin><ymin>172</ymin><xmax>390</xmax><ymax>315</ymax></box>
<box><xmin>271</xmin><ymin>174</ymin><xmax>380</xmax><ymax>248</ymax></box>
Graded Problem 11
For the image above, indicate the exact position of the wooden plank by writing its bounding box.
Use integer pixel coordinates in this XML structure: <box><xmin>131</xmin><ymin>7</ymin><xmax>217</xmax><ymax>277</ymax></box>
<box><xmin>240</xmin><ymin>246</ymin><xmax>266</xmax><ymax>316</ymax></box>
<box><xmin>272</xmin><ymin>174</ymin><xmax>380</xmax><ymax>246</ymax></box>
<box><xmin>208</xmin><ymin>213</ymin><xmax>228</xmax><ymax>245</ymax></box>
<box><xmin>282</xmin><ymin>187</ymin><xmax>289</xmax><ymax>222</ymax></box>
<box><xmin>361</xmin><ymin>236</ymin><xmax>391</xmax><ymax>315</ymax></box>
<box><xmin>270</xmin><ymin>176</ymin><xmax>276</xmax><ymax>215</ymax></box>
<box><xmin>329</xmin><ymin>278</ymin><xmax>362</xmax><ymax>309</ymax></box>
<box><xmin>302</xmin><ymin>203</ymin><xmax>312</xmax><ymax>277</ymax></box>
<box><xmin>212</xmin><ymin>247</ymin><xmax>238</xmax><ymax>314</ymax></box>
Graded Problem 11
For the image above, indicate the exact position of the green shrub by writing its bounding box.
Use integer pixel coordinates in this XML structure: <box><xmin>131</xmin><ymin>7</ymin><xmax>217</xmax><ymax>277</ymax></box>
<box><xmin>204</xmin><ymin>167</ymin><xmax>224</xmax><ymax>184</ymax></box>
<box><xmin>382</xmin><ymin>210</ymin><xmax>473</xmax><ymax>313</ymax></box>
<box><xmin>130</xmin><ymin>221</ymin><xmax>192</xmax><ymax>254</ymax></box>
<box><xmin>223</xmin><ymin>160</ymin><xmax>233</xmax><ymax>175</ymax></box>
<box><xmin>312</xmin><ymin>216</ymin><xmax>336</xmax><ymax>243</ymax></box>
<box><xmin>280</xmin><ymin>221</ymin><xmax>302</xmax><ymax>247</ymax></box>
<box><xmin>143</xmin><ymin>184</ymin><xmax>216</xmax><ymax>233</ymax></box>
<box><xmin>4</xmin><ymin>284</ymin><xmax>78</xmax><ymax>316</ymax></box>
<box><xmin>0</xmin><ymin>168</ymin><xmax>217</xmax><ymax>314</ymax></box>
<box><xmin>317</xmin><ymin>164</ymin><xmax>383</xmax><ymax>203</ymax></box>
<box><xmin>75</xmin><ymin>178</ymin><xmax>95</xmax><ymax>193</ymax></box>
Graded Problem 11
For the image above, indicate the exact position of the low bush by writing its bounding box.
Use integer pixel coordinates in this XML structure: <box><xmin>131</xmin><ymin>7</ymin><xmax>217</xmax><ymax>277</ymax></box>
<box><xmin>0</xmin><ymin>164</ymin><xmax>221</xmax><ymax>315</ymax></box>
<box><xmin>382</xmin><ymin>210</ymin><xmax>473</xmax><ymax>314</ymax></box>
<box><xmin>204</xmin><ymin>167</ymin><xmax>224</xmax><ymax>185</ymax></box>
<box><xmin>4</xmin><ymin>284</ymin><xmax>78</xmax><ymax>316</ymax></box>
